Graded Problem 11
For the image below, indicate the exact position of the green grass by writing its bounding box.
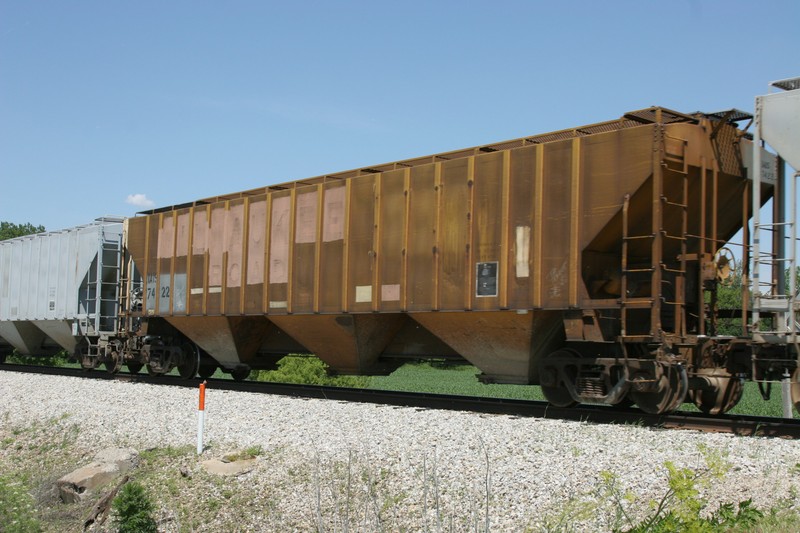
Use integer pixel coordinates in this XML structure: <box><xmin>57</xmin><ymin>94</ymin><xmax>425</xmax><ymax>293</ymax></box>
<box><xmin>370</xmin><ymin>361</ymin><xmax>546</xmax><ymax>401</ymax></box>
<box><xmin>369</xmin><ymin>361</ymin><xmax>796</xmax><ymax>418</ymax></box>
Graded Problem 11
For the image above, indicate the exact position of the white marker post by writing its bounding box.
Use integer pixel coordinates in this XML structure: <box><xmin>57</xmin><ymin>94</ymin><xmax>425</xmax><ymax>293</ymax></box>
<box><xmin>197</xmin><ymin>381</ymin><xmax>207</xmax><ymax>454</ymax></box>
<box><xmin>782</xmin><ymin>370</ymin><xmax>793</xmax><ymax>419</ymax></box>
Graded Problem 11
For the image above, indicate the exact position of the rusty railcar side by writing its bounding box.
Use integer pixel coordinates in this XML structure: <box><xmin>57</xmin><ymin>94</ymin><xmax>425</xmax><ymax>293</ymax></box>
<box><xmin>124</xmin><ymin>107</ymin><xmax>763</xmax><ymax>386</ymax></box>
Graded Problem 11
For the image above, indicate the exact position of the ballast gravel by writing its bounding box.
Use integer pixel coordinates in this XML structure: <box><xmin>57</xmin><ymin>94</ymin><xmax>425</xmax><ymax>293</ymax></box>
<box><xmin>0</xmin><ymin>370</ymin><xmax>798</xmax><ymax>531</ymax></box>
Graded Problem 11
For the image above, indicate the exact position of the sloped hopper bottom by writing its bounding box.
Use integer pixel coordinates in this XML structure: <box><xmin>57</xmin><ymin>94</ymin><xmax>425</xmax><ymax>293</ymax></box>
<box><xmin>409</xmin><ymin>310</ymin><xmax>565</xmax><ymax>385</ymax></box>
<box><xmin>165</xmin><ymin>316</ymin><xmax>273</xmax><ymax>368</ymax></box>
<box><xmin>267</xmin><ymin>314</ymin><xmax>407</xmax><ymax>374</ymax></box>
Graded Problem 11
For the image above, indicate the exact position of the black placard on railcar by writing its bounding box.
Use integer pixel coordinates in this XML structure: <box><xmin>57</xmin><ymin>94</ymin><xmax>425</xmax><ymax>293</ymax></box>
<box><xmin>476</xmin><ymin>262</ymin><xmax>498</xmax><ymax>297</ymax></box>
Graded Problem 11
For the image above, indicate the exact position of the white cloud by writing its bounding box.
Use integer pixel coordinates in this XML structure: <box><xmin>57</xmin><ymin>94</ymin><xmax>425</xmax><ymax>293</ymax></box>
<box><xmin>125</xmin><ymin>193</ymin><xmax>155</xmax><ymax>208</ymax></box>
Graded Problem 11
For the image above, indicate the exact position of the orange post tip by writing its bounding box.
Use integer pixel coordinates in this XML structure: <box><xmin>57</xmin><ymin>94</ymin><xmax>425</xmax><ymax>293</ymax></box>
<box><xmin>199</xmin><ymin>381</ymin><xmax>207</xmax><ymax>410</ymax></box>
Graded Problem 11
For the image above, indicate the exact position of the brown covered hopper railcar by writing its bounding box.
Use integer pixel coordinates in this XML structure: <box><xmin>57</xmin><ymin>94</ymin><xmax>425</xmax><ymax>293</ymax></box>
<box><xmin>124</xmin><ymin>106</ymin><xmax>780</xmax><ymax>414</ymax></box>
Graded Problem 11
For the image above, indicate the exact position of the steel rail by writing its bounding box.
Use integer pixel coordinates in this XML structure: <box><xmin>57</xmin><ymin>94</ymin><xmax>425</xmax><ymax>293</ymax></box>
<box><xmin>2</xmin><ymin>364</ymin><xmax>799</xmax><ymax>439</ymax></box>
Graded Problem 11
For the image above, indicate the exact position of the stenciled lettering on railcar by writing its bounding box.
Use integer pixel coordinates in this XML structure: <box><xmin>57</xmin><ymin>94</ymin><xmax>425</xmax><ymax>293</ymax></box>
<box><xmin>145</xmin><ymin>273</ymin><xmax>157</xmax><ymax>311</ymax></box>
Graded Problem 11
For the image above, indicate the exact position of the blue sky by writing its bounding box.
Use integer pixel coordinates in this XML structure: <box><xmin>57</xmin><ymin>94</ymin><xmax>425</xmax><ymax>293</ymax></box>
<box><xmin>1</xmin><ymin>0</ymin><xmax>798</xmax><ymax>231</ymax></box>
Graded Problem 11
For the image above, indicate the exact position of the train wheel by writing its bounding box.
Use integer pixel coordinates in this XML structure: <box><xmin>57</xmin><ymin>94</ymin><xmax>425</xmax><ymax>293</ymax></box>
<box><xmin>146</xmin><ymin>364</ymin><xmax>166</xmax><ymax>376</ymax></box>
<box><xmin>614</xmin><ymin>395</ymin><xmax>635</xmax><ymax>408</ymax></box>
<box><xmin>79</xmin><ymin>350</ymin><xmax>98</xmax><ymax>371</ymax></box>
<box><xmin>689</xmin><ymin>369</ymin><xmax>743</xmax><ymax>415</ymax></box>
<box><xmin>539</xmin><ymin>349</ymin><xmax>579</xmax><ymax>408</ymax></box>
<box><xmin>104</xmin><ymin>343</ymin><xmax>123</xmax><ymax>374</ymax></box>
<box><xmin>198</xmin><ymin>363</ymin><xmax>217</xmax><ymax>379</ymax></box>
<box><xmin>178</xmin><ymin>343</ymin><xmax>200</xmax><ymax>379</ymax></box>
<box><xmin>104</xmin><ymin>355</ymin><xmax>122</xmax><ymax>374</ymax></box>
<box><xmin>126</xmin><ymin>363</ymin><xmax>143</xmax><ymax>374</ymax></box>
<box><xmin>630</xmin><ymin>363</ymin><xmax>687</xmax><ymax>415</ymax></box>
<box><xmin>230</xmin><ymin>365</ymin><xmax>251</xmax><ymax>382</ymax></box>
<box><xmin>791</xmin><ymin>368</ymin><xmax>800</xmax><ymax>414</ymax></box>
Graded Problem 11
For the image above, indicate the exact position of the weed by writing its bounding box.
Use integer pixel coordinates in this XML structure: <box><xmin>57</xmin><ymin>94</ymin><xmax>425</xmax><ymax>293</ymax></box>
<box><xmin>6</xmin><ymin>350</ymin><xmax>70</xmax><ymax>367</ymax></box>
<box><xmin>244</xmin><ymin>444</ymin><xmax>264</xmax><ymax>458</ymax></box>
<box><xmin>0</xmin><ymin>474</ymin><xmax>40</xmax><ymax>533</ymax></box>
<box><xmin>593</xmin><ymin>446</ymin><xmax>775</xmax><ymax>533</ymax></box>
<box><xmin>139</xmin><ymin>445</ymin><xmax>193</xmax><ymax>463</ymax></box>
<box><xmin>113</xmin><ymin>480</ymin><xmax>157</xmax><ymax>533</ymax></box>
<box><xmin>224</xmin><ymin>445</ymin><xmax>264</xmax><ymax>462</ymax></box>
<box><xmin>540</xmin><ymin>495</ymin><xmax>597</xmax><ymax>532</ymax></box>
<box><xmin>251</xmin><ymin>355</ymin><xmax>370</xmax><ymax>387</ymax></box>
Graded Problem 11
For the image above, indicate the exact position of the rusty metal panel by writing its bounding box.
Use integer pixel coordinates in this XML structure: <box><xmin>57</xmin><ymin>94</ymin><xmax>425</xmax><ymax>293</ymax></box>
<box><xmin>171</xmin><ymin>209</ymin><xmax>190</xmax><ymax>315</ymax></box>
<box><xmin>439</xmin><ymin>158</ymin><xmax>471</xmax><ymax>310</ymax></box>
<box><xmin>156</xmin><ymin>212</ymin><xmax>174</xmax><ymax>260</ymax></box>
<box><xmin>223</xmin><ymin>200</ymin><xmax>245</xmax><ymax>314</ymax></box>
<box><xmin>579</xmin><ymin>127</ymin><xmax>654</xmax><ymax>251</ymax></box>
<box><xmin>472</xmin><ymin>151</ymin><xmax>504</xmax><ymax>310</ymax></box>
<box><xmin>507</xmin><ymin>146</ymin><xmax>537</xmax><ymax>308</ymax></box>
<box><xmin>346</xmin><ymin>175</ymin><xmax>376</xmax><ymax>312</ymax></box>
<box><xmin>204</xmin><ymin>204</ymin><xmax>225</xmax><ymax>314</ymax></box>
<box><xmin>188</xmin><ymin>206</ymin><xmax>208</xmax><ymax>315</ymax></box>
<box><xmin>291</xmin><ymin>187</ymin><xmax>318</xmax><ymax>312</ymax></box>
<box><xmin>156</xmin><ymin>212</ymin><xmax>174</xmax><ymax>314</ymax></box>
<box><xmin>376</xmin><ymin>169</ymin><xmax>406</xmax><ymax>312</ymax></box>
<box><xmin>268</xmin><ymin>191</ymin><xmax>291</xmax><ymax>313</ymax></box>
<box><xmin>406</xmin><ymin>164</ymin><xmax>436</xmax><ymax>310</ymax></box>
<box><xmin>579</xmin><ymin>128</ymin><xmax>656</xmax><ymax>305</ymax></box>
<box><xmin>540</xmin><ymin>140</ymin><xmax>573</xmax><ymax>308</ymax></box>
<box><xmin>244</xmin><ymin>195</ymin><xmax>267</xmax><ymax>314</ymax></box>
<box><xmin>319</xmin><ymin>184</ymin><xmax>345</xmax><ymax>312</ymax></box>
<box><xmin>125</xmin><ymin>216</ymin><xmax>147</xmax><ymax>279</ymax></box>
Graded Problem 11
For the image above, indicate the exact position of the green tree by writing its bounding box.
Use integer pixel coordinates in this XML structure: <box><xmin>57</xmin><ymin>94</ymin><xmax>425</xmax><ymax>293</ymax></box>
<box><xmin>715</xmin><ymin>264</ymin><xmax>800</xmax><ymax>336</ymax></box>
<box><xmin>715</xmin><ymin>263</ymin><xmax>745</xmax><ymax>336</ymax></box>
<box><xmin>0</xmin><ymin>221</ymin><xmax>45</xmax><ymax>241</ymax></box>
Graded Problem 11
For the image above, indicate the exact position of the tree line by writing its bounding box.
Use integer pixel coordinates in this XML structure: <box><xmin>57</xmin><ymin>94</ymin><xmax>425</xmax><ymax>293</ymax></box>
<box><xmin>0</xmin><ymin>221</ymin><xmax>45</xmax><ymax>241</ymax></box>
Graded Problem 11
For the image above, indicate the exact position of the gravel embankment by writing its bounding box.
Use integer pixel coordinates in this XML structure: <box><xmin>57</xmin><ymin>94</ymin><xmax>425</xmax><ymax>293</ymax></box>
<box><xmin>0</xmin><ymin>370</ymin><xmax>798</xmax><ymax>531</ymax></box>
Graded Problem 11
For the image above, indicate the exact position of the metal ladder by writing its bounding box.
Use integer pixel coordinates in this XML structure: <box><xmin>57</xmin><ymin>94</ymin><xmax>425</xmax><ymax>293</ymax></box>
<box><xmin>619</xmin><ymin>125</ymin><xmax>688</xmax><ymax>339</ymax></box>
<box><xmin>79</xmin><ymin>230</ymin><xmax>122</xmax><ymax>337</ymax></box>
<box><xmin>97</xmin><ymin>234</ymin><xmax>122</xmax><ymax>335</ymax></box>
<box><xmin>661</xmin><ymin>136</ymin><xmax>689</xmax><ymax>338</ymax></box>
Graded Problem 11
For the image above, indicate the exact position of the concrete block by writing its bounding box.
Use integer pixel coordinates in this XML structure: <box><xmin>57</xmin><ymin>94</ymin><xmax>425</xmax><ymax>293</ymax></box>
<box><xmin>57</xmin><ymin>448</ymin><xmax>139</xmax><ymax>503</ymax></box>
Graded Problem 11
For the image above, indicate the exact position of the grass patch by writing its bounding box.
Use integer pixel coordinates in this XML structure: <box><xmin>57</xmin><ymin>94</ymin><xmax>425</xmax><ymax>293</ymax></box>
<box><xmin>370</xmin><ymin>361</ymin><xmax>546</xmax><ymax>401</ymax></box>
<box><xmin>6</xmin><ymin>350</ymin><xmax>71</xmax><ymax>367</ymax></box>
<box><xmin>0</xmin><ymin>474</ymin><xmax>41</xmax><ymax>532</ymax></box>
<box><xmin>223</xmin><ymin>445</ymin><xmax>264</xmax><ymax>462</ymax></box>
<box><xmin>0</xmin><ymin>417</ymin><xmax>99</xmax><ymax>531</ymax></box>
